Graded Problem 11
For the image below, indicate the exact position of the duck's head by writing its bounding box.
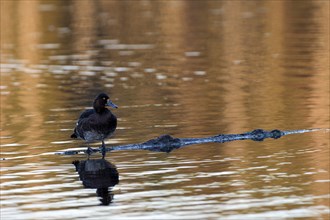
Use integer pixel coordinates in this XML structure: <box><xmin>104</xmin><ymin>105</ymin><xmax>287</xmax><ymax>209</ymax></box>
<box><xmin>93</xmin><ymin>93</ymin><xmax>118</xmax><ymax>112</ymax></box>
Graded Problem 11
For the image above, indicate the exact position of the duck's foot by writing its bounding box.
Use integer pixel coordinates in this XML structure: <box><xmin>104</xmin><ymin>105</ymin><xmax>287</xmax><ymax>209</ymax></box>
<box><xmin>86</xmin><ymin>146</ymin><xmax>94</xmax><ymax>159</ymax></box>
<box><xmin>101</xmin><ymin>148</ymin><xmax>106</xmax><ymax>159</ymax></box>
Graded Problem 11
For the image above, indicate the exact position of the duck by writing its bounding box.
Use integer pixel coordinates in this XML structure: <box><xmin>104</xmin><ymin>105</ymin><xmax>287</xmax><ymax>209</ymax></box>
<box><xmin>71</xmin><ymin>93</ymin><xmax>118</xmax><ymax>158</ymax></box>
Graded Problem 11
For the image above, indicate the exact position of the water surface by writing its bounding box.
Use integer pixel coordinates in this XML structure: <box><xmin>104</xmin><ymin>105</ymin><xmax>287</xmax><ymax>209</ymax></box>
<box><xmin>1</xmin><ymin>1</ymin><xmax>329</xmax><ymax>219</ymax></box>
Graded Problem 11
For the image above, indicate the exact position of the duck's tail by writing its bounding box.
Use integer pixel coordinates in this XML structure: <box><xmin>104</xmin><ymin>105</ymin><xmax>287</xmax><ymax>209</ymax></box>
<box><xmin>71</xmin><ymin>127</ymin><xmax>78</xmax><ymax>138</ymax></box>
<box><xmin>71</xmin><ymin>133</ymin><xmax>77</xmax><ymax>138</ymax></box>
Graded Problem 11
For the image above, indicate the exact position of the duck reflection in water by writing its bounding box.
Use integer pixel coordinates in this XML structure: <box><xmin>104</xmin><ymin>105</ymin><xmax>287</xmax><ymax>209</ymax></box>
<box><xmin>72</xmin><ymin>159</ymin><xmax>119</xmax><ymax>205</ymax></box>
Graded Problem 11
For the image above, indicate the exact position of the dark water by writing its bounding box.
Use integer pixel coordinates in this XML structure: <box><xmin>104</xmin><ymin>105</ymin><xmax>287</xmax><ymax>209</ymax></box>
<box><xmin>1</xmin><ymin>1</ymin><xmax>329</xmax><ymax>219</ymax></box>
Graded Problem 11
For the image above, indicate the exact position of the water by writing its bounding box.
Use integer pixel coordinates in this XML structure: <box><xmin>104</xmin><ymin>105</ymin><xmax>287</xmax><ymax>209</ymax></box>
<box><xmin>1</xmin><ymin>1</ymin><xmax>329</xmax><ymax>219</ymax></box>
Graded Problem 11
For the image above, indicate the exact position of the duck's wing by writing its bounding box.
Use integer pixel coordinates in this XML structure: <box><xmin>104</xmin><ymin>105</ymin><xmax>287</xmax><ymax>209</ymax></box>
<box><xmin>71</xmin><ymin>109</ymin><xmax>95</xmax><ymax>138</ymax></box>
<box><xmin>78</xmin><ymin>109</ymin><xmax>95</xmax><ymax>122</ymax></box>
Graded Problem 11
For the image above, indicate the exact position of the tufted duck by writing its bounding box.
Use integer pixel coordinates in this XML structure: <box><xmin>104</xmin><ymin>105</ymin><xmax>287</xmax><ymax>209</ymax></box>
<box><xmin>71</xmin><ymin>93</ymin><xmax>118</xmax><ymax>158</ymax></box>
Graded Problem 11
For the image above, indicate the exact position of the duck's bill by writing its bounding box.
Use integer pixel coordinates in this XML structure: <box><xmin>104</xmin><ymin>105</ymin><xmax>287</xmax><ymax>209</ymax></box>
<box><xmin>106</xmin><ymin>100</ymin><xmax>118</xmax><ymax>108</ymax></box>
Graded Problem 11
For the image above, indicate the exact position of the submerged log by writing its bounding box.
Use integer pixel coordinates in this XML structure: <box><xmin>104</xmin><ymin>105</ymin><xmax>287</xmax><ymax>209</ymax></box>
<box><xmin>57</xmin><ymin>128</ymin><xmax>328</xmax><ymax>156</ymax></box>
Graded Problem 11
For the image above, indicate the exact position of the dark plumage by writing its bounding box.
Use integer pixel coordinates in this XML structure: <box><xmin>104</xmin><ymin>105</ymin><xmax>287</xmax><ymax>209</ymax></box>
<box><xmin>71</xmin><ymin>93</ymin><xmax>118</xmax><ymax>158</ymax></box>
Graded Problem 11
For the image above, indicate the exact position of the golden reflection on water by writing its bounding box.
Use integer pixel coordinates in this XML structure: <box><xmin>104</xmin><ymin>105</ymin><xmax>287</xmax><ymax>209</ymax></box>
<box><xmin>0</xmin><ymin>0</ymin><xmax>329</xmax><ymax>218</ymax></box>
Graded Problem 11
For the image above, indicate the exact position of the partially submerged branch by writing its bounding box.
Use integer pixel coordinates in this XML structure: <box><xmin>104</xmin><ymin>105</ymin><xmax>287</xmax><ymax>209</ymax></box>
<box><xmin>57</xmin><ymin>128</ymin><xmax>328</xmax><ymax>156</ymax></box>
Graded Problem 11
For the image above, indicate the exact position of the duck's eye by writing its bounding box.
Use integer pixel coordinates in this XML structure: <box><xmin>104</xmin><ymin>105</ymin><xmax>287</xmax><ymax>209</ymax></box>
<box><xmin>103</xmin><ymin>97</ymin><xmax>106</xmax><ymax>100</ymax></box>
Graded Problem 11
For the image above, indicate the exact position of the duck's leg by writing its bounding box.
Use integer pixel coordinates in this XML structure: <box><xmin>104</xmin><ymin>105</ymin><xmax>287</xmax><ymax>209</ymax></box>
<box><xmin>101</xmin><ymin>140</ymin><xmax>106</xmax><ymax>159</ymax></box>
<box><xmin>86</xmin><ymin>146</ymin><xmax>93</xmax><ymax>160</ymax></box>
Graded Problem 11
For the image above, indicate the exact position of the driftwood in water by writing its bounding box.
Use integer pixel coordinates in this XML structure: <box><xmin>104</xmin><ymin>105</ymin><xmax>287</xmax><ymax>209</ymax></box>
<box><xmin>57</xmin><ymin>128</ymin><xmax>327</xmax><ymax>156</ymax></box>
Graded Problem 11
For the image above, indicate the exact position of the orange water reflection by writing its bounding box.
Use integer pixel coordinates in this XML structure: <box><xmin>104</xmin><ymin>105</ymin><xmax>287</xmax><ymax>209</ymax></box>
<box><xmin>0</xmin><ymin>0</ymin><xmax>329</xmax><ymax>219</ymax></box>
